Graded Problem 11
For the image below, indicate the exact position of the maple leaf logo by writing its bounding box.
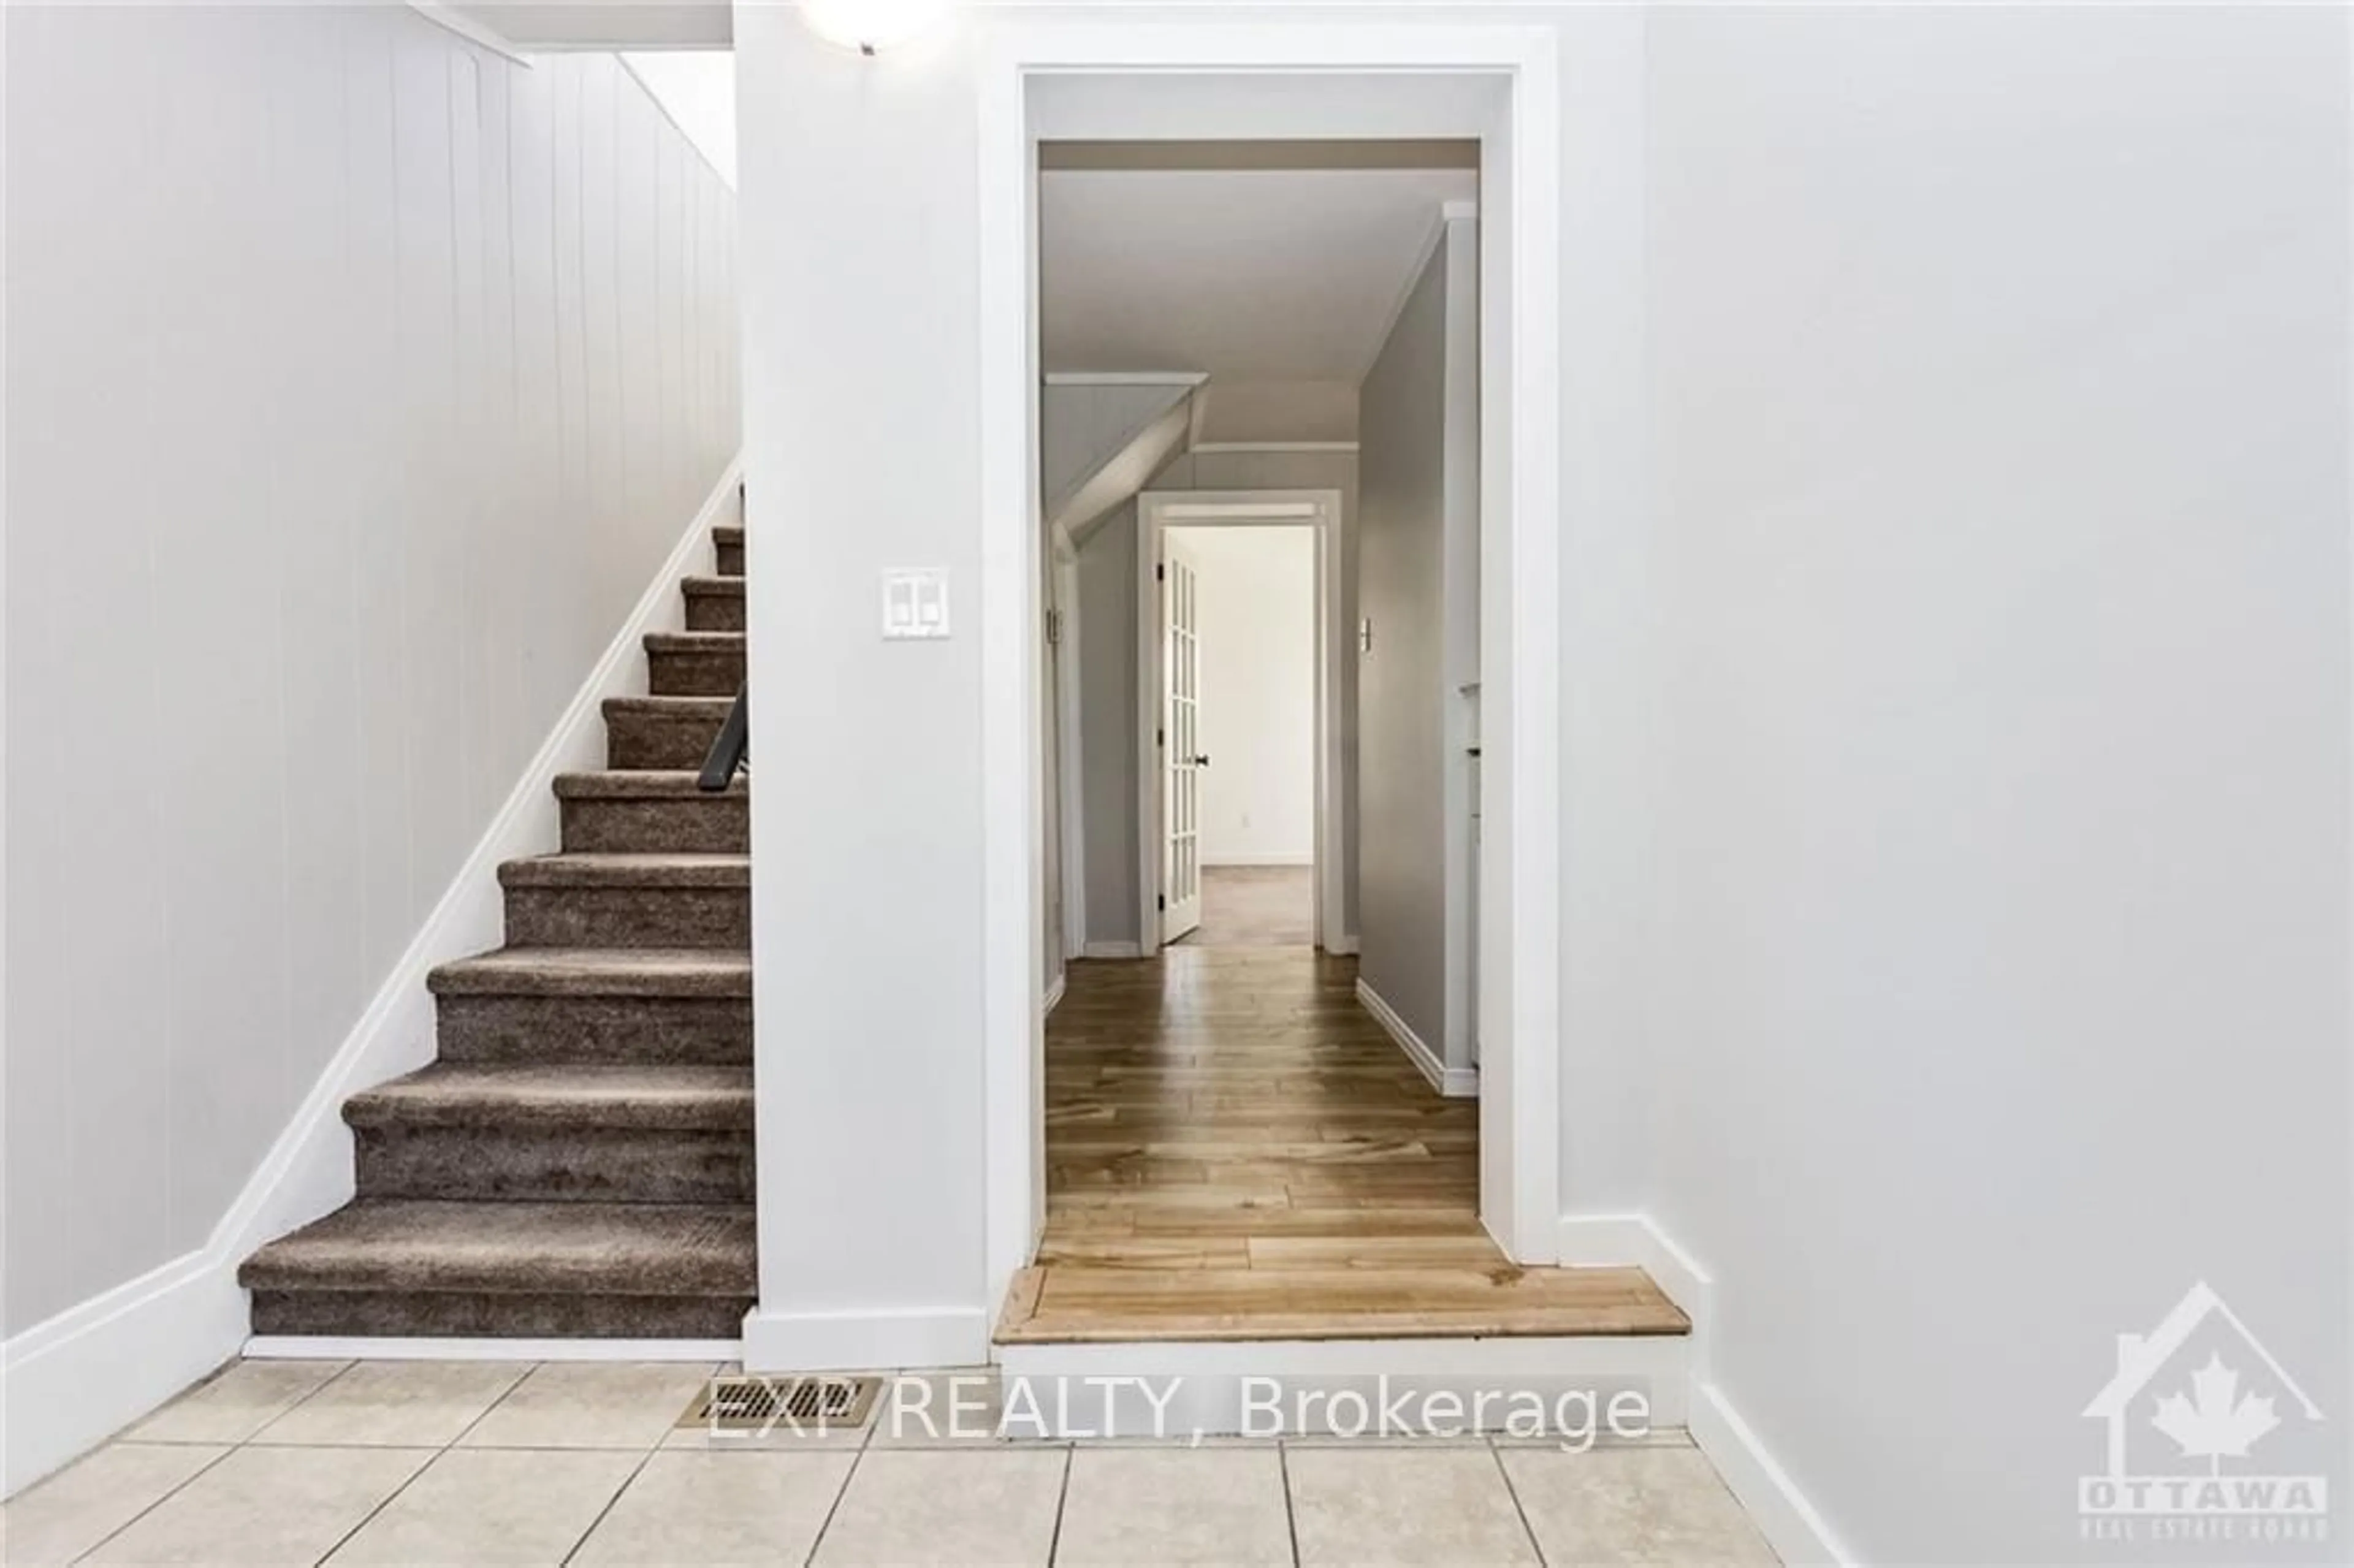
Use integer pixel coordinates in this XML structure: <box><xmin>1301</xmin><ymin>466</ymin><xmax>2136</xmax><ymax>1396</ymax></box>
<box><xmin>2150</xmin><ymin>1353</ymin><xmax>2281</xmax><ymax>1474</ymax></box>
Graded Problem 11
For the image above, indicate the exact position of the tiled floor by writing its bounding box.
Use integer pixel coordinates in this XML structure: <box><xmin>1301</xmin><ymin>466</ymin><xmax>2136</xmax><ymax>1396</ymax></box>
<box><xmin>1</xmin><ymin>1358</ymin><xmax>1780</xmax><ymax>1566</ymax></box>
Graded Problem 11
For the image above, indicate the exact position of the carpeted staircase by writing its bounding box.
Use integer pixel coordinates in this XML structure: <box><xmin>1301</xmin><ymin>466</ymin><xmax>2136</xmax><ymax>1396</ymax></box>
<box><xmin>238</xmin><ymin>520</ymin><xmax>756</xmax><ymax>1340</ymax></box>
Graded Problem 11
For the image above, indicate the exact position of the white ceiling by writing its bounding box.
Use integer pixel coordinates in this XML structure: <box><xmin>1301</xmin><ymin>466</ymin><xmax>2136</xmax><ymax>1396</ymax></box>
<box><xmin>457</xmin><ymin>4</ymin><xmax>731</xmax><ymax>49</ymax></box>
<box><xmin>1040</xmin><ymin>168</ymin><xmax>1476</xmax><ymax>381</ymax></box>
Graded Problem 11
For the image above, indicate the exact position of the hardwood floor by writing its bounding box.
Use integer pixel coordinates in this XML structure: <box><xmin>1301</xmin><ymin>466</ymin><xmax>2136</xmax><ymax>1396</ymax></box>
<box><xmin>1172</xmin><ymin>864</ymin><xmax>1316</xmax><ymax>947</ymax></box>
<box><xmin>1006</xmin><ymin>947</ymin><xmax>1688</xmax><ymax>1342</ymax></box>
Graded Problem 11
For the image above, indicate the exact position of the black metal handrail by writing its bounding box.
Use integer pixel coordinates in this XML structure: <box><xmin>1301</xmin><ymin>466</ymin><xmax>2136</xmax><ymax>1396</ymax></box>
<box><xmin>698</xmin><ymin>683</ymin><xmax>747</xmax><ymax>791</ymax></box>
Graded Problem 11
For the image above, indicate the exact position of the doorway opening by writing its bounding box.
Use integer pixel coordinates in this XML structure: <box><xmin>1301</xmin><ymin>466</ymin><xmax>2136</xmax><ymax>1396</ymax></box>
<box><xmin>1141</xmin><ymin>496</ymin><xmax>1340</xmax><ymax>953</ymax></box>
<box><xmin>1009</xmin><ymin>127</ymin><xmax>1541</xmax><ymax>1336</ymax></box>
<box><xmin>980</xmin><ymin>31</ymin><xmax>1586</xmax><ymax>1332</ymax></box>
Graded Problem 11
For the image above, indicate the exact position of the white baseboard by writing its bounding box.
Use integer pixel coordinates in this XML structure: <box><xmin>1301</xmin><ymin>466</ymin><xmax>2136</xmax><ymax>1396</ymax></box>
<box><xmin>1200</xmin><ymin>852</ymin><xmax>1314</xmax><ymax>867</ymax></box>
<box><xmin>0</xmin><ymin>457</ymin><xmax>744</xmax><ymax>1502</ymax></box>
<box><xmin>1689</xmin><ymin>1380</ymin><xmax>1854</xmax><ymax>1566</ymax></box>
<box><xmin>245</xmin><ymin>1336</ymin><xmax>739</xmax><ymax>1362</ymax></box>
<box><xmin>1549</xmin><ymin>1214</ymin><xmax>1842</xmax><ymax>1562</ymax></box>
<box><xmin>743</xmin><ymin>1306</ymin><xmax>989</xmax><ymax>1372</ymax></box>
<box><xmin>1080</xmin><ymin>941</ymin><xmax>1144</xmax><ymax>960</ymax></box>
<box><xmin>1553</xmin><ymin>1212</ymin><xmax>1715</xmax><ymax>1366</ymax></box>
<box><xmin>1354</xmin><ymin>980</ymin><xmax>1476</xmax><ymax>1097</ymax></box>
<box><xmin>1043</xmin><ymin>973</ymin><xmax>1067</xmax><ymax>1015</ymax></box>
<box><xmin>1323</xmin><ymin>932</ymin><xmax>1360</xmax><ymax>956</ymax></box>
<box><xmin>0</xmin><ymin>1251</ymin><xmax>248</xmax><ymax>1497</ymax></box>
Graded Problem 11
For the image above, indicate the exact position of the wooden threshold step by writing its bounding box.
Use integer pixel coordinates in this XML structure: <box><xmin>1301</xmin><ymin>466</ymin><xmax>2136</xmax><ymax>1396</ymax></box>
<box><xmin>994</xmin><ymin>1262</ymin><xmax>1689</xmax><ymax>1344</ymax></box>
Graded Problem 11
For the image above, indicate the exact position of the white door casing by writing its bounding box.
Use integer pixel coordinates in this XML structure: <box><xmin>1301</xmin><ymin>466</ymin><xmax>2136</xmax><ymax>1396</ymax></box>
<box><xmin>979</xmin><ymin>28</ymin><xmax>1571</xmax><ymax>1317</ymax></box>
<box><xmin>1160</xmin><ymin>534</ymin><xmax>1206</xmax><ymax>943</ymax></box>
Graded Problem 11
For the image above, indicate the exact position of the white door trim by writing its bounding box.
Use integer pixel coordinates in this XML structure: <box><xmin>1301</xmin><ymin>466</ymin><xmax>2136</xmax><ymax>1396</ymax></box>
<box><xmin>1135</xmin><ymin>490</ymin><xmax>1343</xmax><ymax>957</ymax></box>
<box><xmin>1053</xmin><ymin>541</ymin><xmax>1088</xmax><ymax>965</ymax></box>
<box><xmin>977</xmin><ymin>22</ymin><xmax>1566</xmax><ymax>1314</ymax></box>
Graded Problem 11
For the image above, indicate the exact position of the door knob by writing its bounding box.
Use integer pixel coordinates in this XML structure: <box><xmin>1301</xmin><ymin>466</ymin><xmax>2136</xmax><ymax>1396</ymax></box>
<box><xmin>1193</xmin><ymin>754</ymin><xmax>1211</xmax><ymax>767</ymax></box>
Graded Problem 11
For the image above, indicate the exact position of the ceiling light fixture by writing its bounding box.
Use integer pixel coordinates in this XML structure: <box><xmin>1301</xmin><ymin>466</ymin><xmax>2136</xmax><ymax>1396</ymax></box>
<box><xmin>801</xmin><ymin>0</ymin><xmax>950</xmax><ymax>56</ymax></box>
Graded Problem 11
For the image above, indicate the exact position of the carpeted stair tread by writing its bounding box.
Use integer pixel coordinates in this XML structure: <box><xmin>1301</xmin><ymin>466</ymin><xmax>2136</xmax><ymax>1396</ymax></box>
<box><xmin>642</xmin><ymin>631</ymin><xmax>747</xmax><ymax>697</ymax></box>
<box><xmin>680</xmin><ymin>576</ymin><xmax>744</xmax><ymax>631</ymax></box>
<box><xmin>429</xmin><ymin>946</ymin><xmax>752</xmax><ymax>998</ymax></box>
<box><xmin>346</xmin><ymin>1063</ymin><xmax>752</xmax><ymax>1130</ymax></box>
<box><xmin>554</xmin><ymin>769</ymin><xmax>745</xmax><ymax>800</ymax></box>
<box><xmin>240</xmin><ymin>1200</ymin><xmax>755</xmax><ymax>1298</ymax></box>
<box><xmin>712</xmin><ymin>524</ymin><xmax>742</xmax><ymax>546</ymax></box>
<box><xmin>498</xmin><ymin>852</ymin><xmax>748</xmax><ymax>888</ymax></box>
<box><xmin>601</xmin><ymin>696</ymin><xmax>736</xmax><ymax>769</ymax></box>
<box><xmin>641</xmin><ymin>630</ymin><xmax>744</xmax><ymax>653</ymax></box>
<box><xmin>604</xmin><ymin>695</ymin><xmax>733</xmax><ymax>720</ymax></box>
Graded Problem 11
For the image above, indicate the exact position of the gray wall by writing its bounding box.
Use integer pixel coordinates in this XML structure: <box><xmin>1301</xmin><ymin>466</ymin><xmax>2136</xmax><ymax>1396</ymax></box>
<box><xmin>2</xmin><ymin>9</ymin><xmax>738</xmax><ymax>1333</ymax></box>
<box><xmin>1354</xmin><ymin>215</ymin><xmax>1478</xmax><ymax>1070</ymax></box>
<box><xmin>1077</xmin><ymin>503</ymin><xmax>1143</xmax><ymax>948</ymax></box>
<box><xmin>1355</xmin><ymin>241</ymin><xmax>1452</xmax><ymax>1054</ymax></box>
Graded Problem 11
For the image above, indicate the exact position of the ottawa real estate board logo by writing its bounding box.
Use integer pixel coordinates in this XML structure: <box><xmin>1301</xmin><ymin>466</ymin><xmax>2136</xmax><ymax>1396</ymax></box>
<box><xmin>2079</xmin><ymin>1282</ymin><xmax>2328</xmax><ymax>1547</ymax></box>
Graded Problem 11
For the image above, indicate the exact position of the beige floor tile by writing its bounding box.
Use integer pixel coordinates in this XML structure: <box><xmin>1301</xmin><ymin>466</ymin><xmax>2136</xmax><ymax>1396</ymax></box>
<box><xmin>571</xmin><ymin>1450</ymin><xmax>856</xmax><ymax>1566</ymax></box>
<box><xmin>868</xmin><ymin>1368</ymin><xmax>1009</xmax><ymax>1447</ymax></box>
<box><xmin>1499</xmin><ymin>1445</ymin><xmax>1778</xmax><ymax>1565</ymax></box>
<box><xmin>326</xmin><ymin>1447</ymin><xmax>640</xmax><ymax>1566</ymax></box>
<box><xmin>660</xmin><ymin>1418</ymin><xmax>870</xmax><ymax>1453</ymax></box>
<box><xmin>1053</xmin><ymin>1447</ymin><xmax>1292</xmax><ymax>1567</ymax></box>
<box><xmin>0</xmin><ymin>1444</ymin><xmax>226</xmax><ymax>1566</ymax></box>
<box><xmin>127</xmin><ymin>1360</ymin><xmax>350</xmax><ymax>1445</ymax></box>
<box><xmin>1279</xmin><ymin>1431</ymin><xmax>1493</xmax><ymax>1449</ymax></box>
<box><xmin>80</xmin><ymin>1445</ymin><xmax>429</xmax><ymax>1566</ymax></box>
<box><xmin>1284</xmin><ymin>1447</ymin><xmax>1538</xmax><ymax>1566</ymax></box>
<box><xmin>1490</xmin><ymin>1428</ymin><xmax>1698</xmax><ymax>1450</ymax></box>
<box><xmin>459</xmin><ymin>1361</ymin><xmax>717</xmax><ymax>1450</ymax></box>
<box><xmin>812</xmin><ymin>1448</ymin><xmax>1067</xmax><ymax>1566</ymax></box>
<box><xmin>252</xmin><ymin>1360</ymin><xmax>532</xmax><ymax>1448</ymax></box>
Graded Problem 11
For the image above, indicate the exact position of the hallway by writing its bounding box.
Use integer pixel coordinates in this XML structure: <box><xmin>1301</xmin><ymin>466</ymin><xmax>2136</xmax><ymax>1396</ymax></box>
<box><xmin>1007</xmin><ymin>950</ymin><xmax>1684</xmax><ymax>1340</ymax></box>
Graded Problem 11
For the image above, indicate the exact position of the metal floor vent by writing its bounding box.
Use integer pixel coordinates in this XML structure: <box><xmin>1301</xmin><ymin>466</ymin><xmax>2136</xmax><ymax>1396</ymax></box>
<box><xmin>681</xmin><ymin>1374</ymin><xmax>882</xmax><ymax>1433</ymax></box>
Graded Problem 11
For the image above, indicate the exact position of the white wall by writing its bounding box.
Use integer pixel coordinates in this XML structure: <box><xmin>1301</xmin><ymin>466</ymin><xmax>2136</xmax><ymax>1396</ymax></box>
<box><xmin>1176</xmin><ymin>527</ymin><xmax>1317</xmax><ymax>866</ymax></box>
<box><xmin>731</xmin><ymin>0</ymin><xmax>1634</xmax><ymax>1366</ymax></box>
<box><xmin>622</xmin><ymin>50</ymin><xmax>737</xmax><ymax>188</ymax></box>
<box><xmin>731</xmin><ymin>11</ymin><xmax>2349</xmax><ymax>1556</ymax></box>
<box><xmin>737</xmin><ymin>6</ymin><xmax>991</xmax><ymax>1362</ymax></box>
<box><xmin>1641</xmin><ymin>5</ymin><xmax>2350</xmax><ymax>1561</ymax></box>
<box><xmin>3</xmin><ymin>7</ymin><xmax>738</xmax><ymax>1336</ymax></box>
